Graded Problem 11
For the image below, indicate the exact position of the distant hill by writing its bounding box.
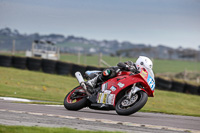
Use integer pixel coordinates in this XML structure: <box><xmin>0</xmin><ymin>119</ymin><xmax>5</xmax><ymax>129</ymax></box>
<box><xmin>0</xmin><ymin>27</ymin><xmax>199</xmax><ymax>60</ymax></box>
<box><xmin>0</xmin><ymin>27</ymin><xmax>64</xmax><ymax>51</ymax></box>
<box><xmin>0</xmin><ymin>27</ymin><xmax>146</xmax><ymax>54</ymax></box>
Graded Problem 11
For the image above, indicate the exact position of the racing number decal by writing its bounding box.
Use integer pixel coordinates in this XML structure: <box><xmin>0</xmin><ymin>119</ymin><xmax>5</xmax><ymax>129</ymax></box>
<box><xmin>147</xmin><ymin>75</ymin><xmax>155</xmax><ymax>90</ymax></box>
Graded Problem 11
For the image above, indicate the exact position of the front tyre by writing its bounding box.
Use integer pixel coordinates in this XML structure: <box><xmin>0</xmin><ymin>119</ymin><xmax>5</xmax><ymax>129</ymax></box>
<box><xmin>64</xmin><ymin>86</ymin><xmax>87</xmax><ymax>111</ymax></box>
<box><xmin>115</xmin><ymin>91</ymin><xmax>148</xmax><ymax>115</ymax></box>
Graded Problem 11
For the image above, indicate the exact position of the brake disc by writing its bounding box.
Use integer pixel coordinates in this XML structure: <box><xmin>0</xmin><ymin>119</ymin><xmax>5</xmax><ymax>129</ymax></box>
<box><xmin>121</xmin><ymin>94</ymin><xmax>138</xmax><ymax>107</ymax></box>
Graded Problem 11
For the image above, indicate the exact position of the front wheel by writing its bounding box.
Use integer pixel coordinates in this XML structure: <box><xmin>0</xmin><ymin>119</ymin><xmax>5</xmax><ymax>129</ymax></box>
<box><xmin>115</xmin><ymin>91</ymin><xmax>148</xmax><ymax>115</ymax></box>
<box><xmin>64</xmin><ymin>86</ymin><xmax>87</xmax><ymax>111</ymax></box>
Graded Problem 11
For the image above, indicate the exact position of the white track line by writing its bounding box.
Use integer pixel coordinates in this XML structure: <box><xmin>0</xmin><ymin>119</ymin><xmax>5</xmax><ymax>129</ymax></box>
<box><xmin>0</xmin><ymin>97</ymin><xmax>32</xmax><ymax>102</ymax></box>
<box><xmin>0</xmin><ymin>97</ymin><xmax>58</xmax><ymax>103</ymax></box>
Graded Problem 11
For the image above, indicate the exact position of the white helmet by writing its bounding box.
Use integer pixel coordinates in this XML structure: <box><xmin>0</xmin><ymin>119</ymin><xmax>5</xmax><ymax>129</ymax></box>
<box><xmin>135</xmin><ymin>56</ymin><xmax>153</xmax><ymax>70</ymax></box>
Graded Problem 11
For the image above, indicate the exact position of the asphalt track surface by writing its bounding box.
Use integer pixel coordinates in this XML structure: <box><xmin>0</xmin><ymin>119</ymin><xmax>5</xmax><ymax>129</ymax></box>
<box><xmin>0</xmin><ymin>100</ymin><xmax>200</xmax><ymax>133</ymax></box>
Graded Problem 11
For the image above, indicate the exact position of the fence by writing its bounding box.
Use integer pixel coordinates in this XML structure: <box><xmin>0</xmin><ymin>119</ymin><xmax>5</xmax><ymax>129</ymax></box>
<box><xmin>0</xmin><ymin>54</ymin><xmax>199</xmax><ymax>95</ymax></box>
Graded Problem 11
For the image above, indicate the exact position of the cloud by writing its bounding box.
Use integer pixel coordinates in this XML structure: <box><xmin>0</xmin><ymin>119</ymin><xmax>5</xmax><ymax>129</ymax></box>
<box><xmin>0</xmin><ymin>0</ymin><xmax>199</xmax><ymax>49</ymax></box>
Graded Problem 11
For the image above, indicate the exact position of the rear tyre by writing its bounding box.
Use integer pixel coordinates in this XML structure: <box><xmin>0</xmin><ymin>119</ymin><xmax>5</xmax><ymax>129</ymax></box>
<box><xmin>115</xmin><ymin>91</ymin><xmax>148</xmax><ymax>116</ymax></box>
<box><xmin>64</xmin><ymin>86</ymin><xmax>87</xmax><ymax>111</ymax></box>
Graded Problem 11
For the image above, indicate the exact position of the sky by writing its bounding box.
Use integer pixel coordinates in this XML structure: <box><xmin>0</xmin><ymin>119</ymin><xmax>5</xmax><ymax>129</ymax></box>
<box><xmin>0</xmin><ymin>0</ymin><xmax>200</xmax><ymax>49</ymax></box>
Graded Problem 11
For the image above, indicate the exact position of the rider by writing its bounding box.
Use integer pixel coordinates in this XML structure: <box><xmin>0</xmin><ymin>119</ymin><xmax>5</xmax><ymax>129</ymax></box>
<box><xmin>85</xmin><ymin>56</ymin><xmax>153</xmax><ymax>93</ymax></box>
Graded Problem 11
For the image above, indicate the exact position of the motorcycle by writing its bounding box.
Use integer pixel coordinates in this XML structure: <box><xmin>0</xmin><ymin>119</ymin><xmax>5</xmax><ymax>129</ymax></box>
<box><xmin>64</xmin><ymin>66</ymin><xmax>155</xmax><ymax>115</ymax></box>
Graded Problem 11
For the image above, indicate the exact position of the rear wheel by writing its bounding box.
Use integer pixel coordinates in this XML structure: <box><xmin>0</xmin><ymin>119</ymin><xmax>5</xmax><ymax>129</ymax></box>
<box><xmin>115</xmin><ymin>91</ymin><xmax>148</xmax><ymax>115</ymax></box>
<box><xmin>64</xmin><ymin>86</ymin><xmax>87</xmax><ymax>111</ymax></box>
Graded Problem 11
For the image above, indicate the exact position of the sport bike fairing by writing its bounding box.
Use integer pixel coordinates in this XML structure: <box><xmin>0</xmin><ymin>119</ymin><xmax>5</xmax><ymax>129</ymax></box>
<box><xmin>97</xmin><ymin>68</ymin><xmax>155</xmax><ymax>106</ymax></box>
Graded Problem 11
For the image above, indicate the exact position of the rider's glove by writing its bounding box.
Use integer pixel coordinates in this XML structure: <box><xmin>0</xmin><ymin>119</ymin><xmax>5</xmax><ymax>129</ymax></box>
<box><xmin>124</xmin><ymin>61</ymin><xmax>134</xmax><ymax>66</ymax></box>
<box><xmin>117</xmin><ymin>62</ymin><xmax>127</xmax><ymax>70</ymax></box>
<box><xmin>129</xmin><ymin>65</ymin><xmax>137</xmax><ymax>73</ymax></box>
<box><xmin>130</xmin><ymin>64</ymin><xmax>140</xmax><ymax>74</ymax></box>
<box><xmin>117</xmin><ymin>62</ymin><xmax>131</xmax><ymax>71</ymax></box>
<box><xmin>124</xmin><ymin>61</ymin><xmax>135</xmax><ymax>71</ymax></box>
<box><xmin>117</xmin><ymin>62</ymin><xmax>139</xmax><ymax>73</ymax></box>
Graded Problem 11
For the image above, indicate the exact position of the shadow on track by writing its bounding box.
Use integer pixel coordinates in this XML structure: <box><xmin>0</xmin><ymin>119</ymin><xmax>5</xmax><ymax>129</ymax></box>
<box><xmin>76</xmin><ymin>108</ymin><xmax>143</xmax><ymax>118</ymax></box>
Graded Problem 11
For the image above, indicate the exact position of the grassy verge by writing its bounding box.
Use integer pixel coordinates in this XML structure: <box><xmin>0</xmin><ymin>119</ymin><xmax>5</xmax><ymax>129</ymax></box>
<box><xmin>0</xmin><ymin>67</ymin><xmax>77</xmax><ymax>102</ymax></box>
<box><xmin>60</xmin><ymin>53</ymin><xmax>200</xmax><ymax>73</ymax></box>
<box><xmin>0</xmin><ymin>125</ymin><xmax>121</xmax><ymax>133</ymax></box>
<box><xmin>141</xmin><ymin>90</ymin><xmax>200</xmax><ymax>116</ymax></box>
<box><xmin>0</xmin><ymin>67</ymin><xmax>200</xmax><ymax>116</ymax></box>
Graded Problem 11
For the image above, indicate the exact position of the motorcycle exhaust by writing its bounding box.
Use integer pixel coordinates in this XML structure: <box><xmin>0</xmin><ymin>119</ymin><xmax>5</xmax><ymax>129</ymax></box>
<box><xmin>75</xmin><ymin>72</ymin><xmax>91</xmax><ymax>96</ymax></box>
<box><xmin>75</xmin><ymin>72</ymin><xmax>85</xmax><ymax>84</ymax></box>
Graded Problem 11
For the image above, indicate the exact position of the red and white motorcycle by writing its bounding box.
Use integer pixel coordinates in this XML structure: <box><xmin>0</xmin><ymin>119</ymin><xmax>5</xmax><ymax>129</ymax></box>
<box><xmin>64</xmin><ymin>67</ymin><xmax>155</xmax><ymax>115</ymax></box>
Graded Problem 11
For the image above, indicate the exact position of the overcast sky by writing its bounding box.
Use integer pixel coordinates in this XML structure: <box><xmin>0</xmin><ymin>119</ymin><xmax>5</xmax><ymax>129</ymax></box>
<box><xmin>0</xmin><ymin>0</ymin><xmax>200</xmax><ymax>49</ymax></box>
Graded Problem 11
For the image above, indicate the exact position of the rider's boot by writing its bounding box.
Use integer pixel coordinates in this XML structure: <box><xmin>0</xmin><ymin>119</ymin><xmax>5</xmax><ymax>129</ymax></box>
<box><xmin>85</xmin><ymin>76</ymin><xmax>99</xmax><ymax>93</ymax></box>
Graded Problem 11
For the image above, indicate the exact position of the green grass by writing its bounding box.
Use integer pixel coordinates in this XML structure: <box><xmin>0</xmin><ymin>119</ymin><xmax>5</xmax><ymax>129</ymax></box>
<box><xmin>0</xmin><ymin>51</ymin><xmax>25</xmax><ymax>57</ymax></box>
<box><xmin>0</xmin><ymin>67</ymin><xmax>200</xmax><ymax>116</ymax></box>
<box><xmin>60</xmin><ymin>54</ymin><xmax>200</xmax><ymax>74</ymax></box>
<box><xmin>141</xmin><ymin>90</ymin><xmax>200</xmax><ymax>116</ymax></box>
<box><xmin>0</xmin><ymin>67</ymin><xmax>77</xmax><ymax>102</ymax></box>
<box><xmin>0</xmin><ymin>125</ymin><xmax>121</xmax><ymax>133</ymax></box>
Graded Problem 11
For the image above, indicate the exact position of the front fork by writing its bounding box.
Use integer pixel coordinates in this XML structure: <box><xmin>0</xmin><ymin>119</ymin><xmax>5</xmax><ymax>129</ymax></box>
<box><xmin>75</xmin><ymin>72</ymin><xmax>91</xmax><ymax>96</ymax></box>
<box><xmin>128</xmin><ymin>83</ymin><xmax>141</xmax><ymax>99</ymax></box>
